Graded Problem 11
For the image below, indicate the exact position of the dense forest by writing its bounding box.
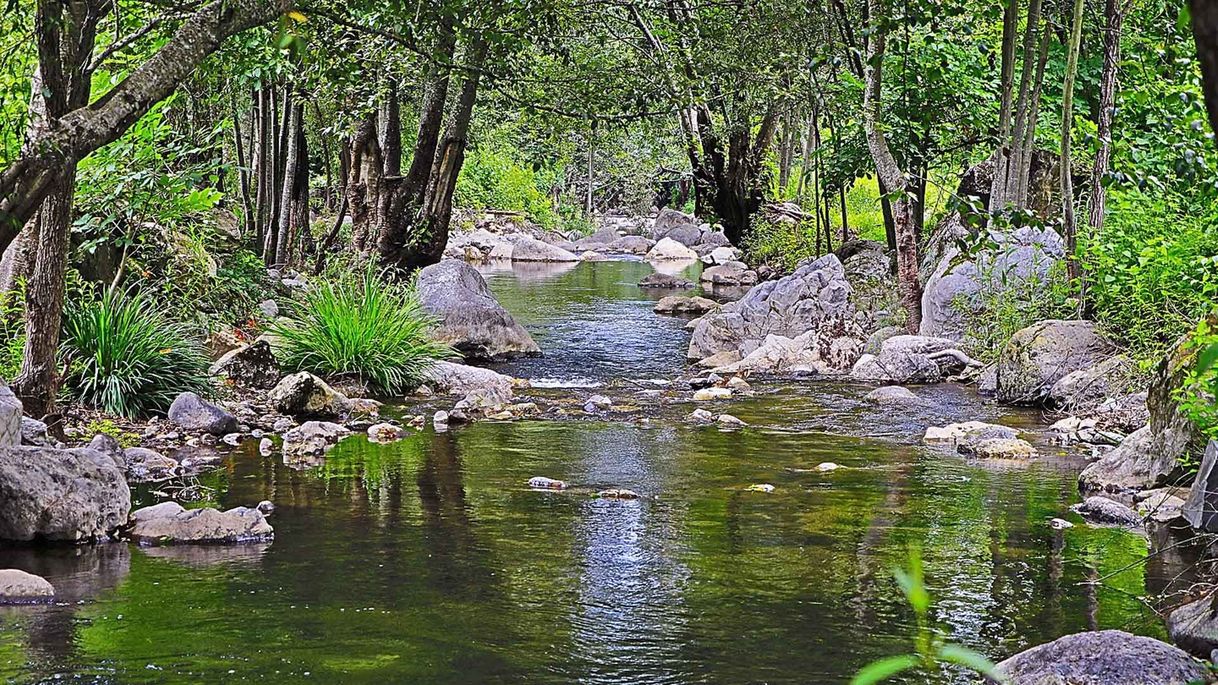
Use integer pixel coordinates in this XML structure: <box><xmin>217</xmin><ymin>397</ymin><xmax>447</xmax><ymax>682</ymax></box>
<box><xmin>2</xmin><ymin>0</ymin><xmax>1218</xmax><ymax>682</ymax></box>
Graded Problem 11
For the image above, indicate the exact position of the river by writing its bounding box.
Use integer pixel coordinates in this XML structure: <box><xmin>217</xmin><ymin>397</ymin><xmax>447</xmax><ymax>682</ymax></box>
<box><xmin>0</xmin><ymin>259</ymin><xmax>1180</xmax><ymax>684</ymax></box>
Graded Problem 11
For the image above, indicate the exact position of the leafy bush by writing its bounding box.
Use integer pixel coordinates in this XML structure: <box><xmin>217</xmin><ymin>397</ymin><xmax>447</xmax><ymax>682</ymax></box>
<box><xmin>0</xmin><ymin>287</ymin><xmax>24</xmax><ymax>380</ymax></box>
<box><xmin>957</xmin><ymin>256</ymin><xmax>1077</xmax><ymax>361</ymax></box>
<box><xmin>743</xmin><ymin>217</ymin><xmax>820</xmax><ymax>272</ymax></box>
<box><xmin>1176</xmin><ymin>318</ymin><xmax>1218</xmax><ymax>446</ymax></box>
<box><xmin>60</xmin><ymin>289</ymin><xmax>212</xmax><ymax>417</ymax></box>
<box><xmin>271</xmin><ymin>269</ymin><xmax>452</xmax><ymax>394</ymax></box>
<box><xmin>1083</xmin><ymin>189</ymin><xmax>1218</xmax><ymax>359</ymax></box>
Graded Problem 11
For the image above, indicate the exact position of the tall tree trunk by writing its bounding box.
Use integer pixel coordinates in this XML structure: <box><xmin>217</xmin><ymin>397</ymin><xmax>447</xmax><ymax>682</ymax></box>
<box><xmin>1061</xmin><ymin>0</ymin><xmax>1085</xmax><ymax>286</ymax></box>
<box><xmin>1014</xmin><ymin>24</ymin><xmax>1051</xmax><ymax>207</ymax></box>
<box><xmin>230</xmin><ymin>87</ymin><xmax>255</xmax><ymax>238</ymax></box>
<box><xmin>990</xmin><ymin>0</ymin><xmax>1021</xmax><ymax>212</ymax></box>
<box><xmin>1088</xmin><ymin>0</ymin><xmax>1125</xmax><ymax>233</ymax></box>
<box><xmin>1004</xmin><ymin>0</ymin><xmax>1044</xmax><ymax>210</ymax></box>
<box><xmin>380</xmin><ymin>79</ymin><xmax>402</xmax><ymax>177</ymax></box>
<box><xmin>1191</xmin><ymin>0</ymin><xmax>1218</xmax><ymax>143</ymax></box>
<box><xmin>863</xmin><ymin>0</ymin><xmax>921</xmax><ymax>332</ymax></box>
<box><xmin>276</xmin><ymin>101</ymin><xmax>306</xmax><ymax>267</ymax></box>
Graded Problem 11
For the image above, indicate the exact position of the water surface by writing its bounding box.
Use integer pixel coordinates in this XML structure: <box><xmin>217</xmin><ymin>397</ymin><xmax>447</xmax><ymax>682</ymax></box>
<box><xmin>0</xmin><ymin>260</ymin><xmax>1176</xmax><ymax>684</ymax></box>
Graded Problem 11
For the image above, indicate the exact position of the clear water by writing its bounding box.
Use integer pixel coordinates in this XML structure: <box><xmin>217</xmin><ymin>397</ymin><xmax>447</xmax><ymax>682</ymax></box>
<box><xmin>0</xmin><ymin>260</ymin><xmax>1181</xmax><ymax>684</ymax></box>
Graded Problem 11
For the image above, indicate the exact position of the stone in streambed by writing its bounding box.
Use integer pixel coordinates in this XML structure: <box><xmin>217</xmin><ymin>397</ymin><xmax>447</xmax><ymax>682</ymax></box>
<box><xmin>168</xmin><ymin>392</ymin><xmax>238</xmax><ymax>435</ymax></box>
<box><xmin>0</xmin><ymin>446</ymin><xmax>130</xmax><ymax>542</ymax></box>
<box><xmin>863</xmin><ymin>386</ymin><xmax>922</xmax><ymax>405</ymax></box>
<box><xmin>993</xmin><ymin>630</ymin><xmax>1203</xmax><ymax>685</ymax></box>
<box><xmin>528</xmin><ymin>476</ymin><xmax>567</xmax><ymax>490</ymax></box>
<box><xmin>1070</xmin><ymin>496</ymin><xmax>1142</xmax><ymax>526</ymax></box>
<box><xmin>270</xmin><ymin>372</ymin><xmax>352</xmax><ymax>420</ymax></box>
<box><xmin>0</xmin><ymin>569</ymin><xmax>54</xmax><ymax>604</ymax></box>
<box><xmin>128</xmin><ymin>501</ymin><xmax>273</xmax><ymax>545</ymax></box>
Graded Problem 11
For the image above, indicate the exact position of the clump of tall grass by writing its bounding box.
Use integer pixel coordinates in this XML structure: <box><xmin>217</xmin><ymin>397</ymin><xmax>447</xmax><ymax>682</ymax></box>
<box><xmin>61</xmin><ymin>289</ymin><xmax>212</xmax><ymax>417</ymax></box>
<box><xmin>271</xmin><ymin>269</ymin><xmax>451</xmax><ymax>394</ymax></box>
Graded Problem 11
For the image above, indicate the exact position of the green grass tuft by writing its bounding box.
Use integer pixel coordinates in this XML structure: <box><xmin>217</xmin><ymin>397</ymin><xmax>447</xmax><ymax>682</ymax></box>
<box><xmin>61</xmin><ymin>289</ymin><xmax>212</xmax><ymax>417</ymax></box>
<box><xmin>271</xmin><ymin>269</ymin><xmax>453</xmax><ymax>394</ymax></box>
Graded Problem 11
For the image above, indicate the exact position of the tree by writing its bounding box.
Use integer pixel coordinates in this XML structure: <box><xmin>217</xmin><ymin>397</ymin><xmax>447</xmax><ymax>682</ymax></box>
<box><xmin>863</xmin><ymin>0</ymin><xmax>922</xmax><ymax>332</ymax></box>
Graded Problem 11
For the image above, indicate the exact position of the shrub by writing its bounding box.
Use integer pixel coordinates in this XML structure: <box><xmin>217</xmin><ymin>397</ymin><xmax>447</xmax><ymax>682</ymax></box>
<box><xmin>271</xmin><ymin>269</ymin><xmax>452</xmax><ymax>394</ymax></box>
<box><xmin>1083</xmin><ymin>189</ymin><xmax>1218</xmax><ymax>359</ymax></box>
<box><xmin>61</xmin><ymin>289</ymin><xmax>212</xmax><ymax>417</ymax></box>
<box><xmin>743</xmin><ymin>217</ymin><xmax>820</xmax><ymax>272</ymax></box>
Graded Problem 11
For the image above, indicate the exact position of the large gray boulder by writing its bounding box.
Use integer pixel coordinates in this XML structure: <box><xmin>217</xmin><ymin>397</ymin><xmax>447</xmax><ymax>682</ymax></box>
<box><xmin>574</xmin><ymin>227</ymin><xmax>619</xmax><ymax>250</ymax></box>
<box><xmin>270</xmin><ymin>372</ymin><xmax>352</xmax><ymax>420</ymax></box>
<box><xmin>839</xmin><ymin>240</ymin><xmax>899</xmax><ymax>335</ymax></box>
<box><xmin>1167</xmin><ymin>591</ymin><xmax>1218</xmax><ymax>656</ymax></box>
<box><xmin>688</xmin><ymin>254</ymin><xmax>856</xmax><ymax>362</ymax></box>
<box><xmin>282</xmin><ymin>420</ymin><xmax>351</xmax><ymax>458</ymax></box>
<box><xmin>995</xmin><ymin>320</ymin><xmax>1117</xmax><ymax>406</ymax></box>
<box><xmin>994</xmin><ymin>630</ymin><xmax>1205</xmax><ymax>685</ymax></box>
<box><xmin>129</xmin><ymin>502</ymin><xmax>273</xmax><ymax>545</ymax></box>
<box><xmin>700</xmin><ymin>261</ymin><xmax>758</xmax><ymax>287</ymax></box>
<box><xmin>607</xmin><ymin>235</ymin><xmax>654</xmax><ymax>255</ymax></box>
<box><xmin>1079</xmin><ymin>334</ymin><xmax>1206</xmax><ymax>493</ymax></box>
<box><xmin>921</xmin><ymin>225</ymin><xmax>1065</xmax><ymax>341</ymax></box>
<box><xmin>0</xmin><ymin>446</ymin><xmax>130</xmax><ymax>542</ymax></box>
<box><xmin>20</xmin><ymin>417</ymin><xmax>49</xmax><ymax>446</ymax></box>
<box><xmin>653</xmin><ymin>208</ymin><xmax>696</xmax><ymax>236</ymax></box>
<box><xmin>660</xmin><ymin>223</ymin><xmax>702</xmax><ymax>247</ymax></box>
<box><xmin>168</xmin><ymin>392</ymin><xmax>238</xmax><ymax>435</ymax></box>
<box><xmin>210</xmin><ymin>340</ymin><xmax>281</xmax><ymax>389</ymax></box>
<box><xmin>510</xmin><ymin>235</ymin><xmax>580</xmax><ymax>262</ymax></box>
<box><xmin>417</xmin><ymin>259</ymin><xmax>540</xmax><ymax>361</ymax></box>
<box><xmin>1048</xmin><ymin>354</ymin><xmax>1139</xmax><ymax>411</ymax></box>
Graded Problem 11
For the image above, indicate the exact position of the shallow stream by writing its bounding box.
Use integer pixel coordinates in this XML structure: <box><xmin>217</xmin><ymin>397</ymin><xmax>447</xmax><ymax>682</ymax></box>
<box><xmin>0</xmin><ymin>259</ymin><xmax>1181</xmax><ymax>684</ymax></box>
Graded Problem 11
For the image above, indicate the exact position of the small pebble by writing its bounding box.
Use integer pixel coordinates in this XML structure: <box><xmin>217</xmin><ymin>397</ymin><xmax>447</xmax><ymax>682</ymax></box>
<box><xmin>528</xmin><ymin>476</ymin><xmax>567</xmax><ymax>490</ymax></box>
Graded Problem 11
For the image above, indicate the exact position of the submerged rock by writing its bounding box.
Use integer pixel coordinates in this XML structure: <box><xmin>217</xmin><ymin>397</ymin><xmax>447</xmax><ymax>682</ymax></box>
<box><xmin>0</xmin><ymin>569</ymin><xmax>54</xmax><ymax>604</ymax></box>
<box><xmin>281</xmin><ymin>421</ymin><xmax>351</xmax><ymax>457</ymax></box>
<box><xmin>654</xmin><ymin>296</ymin><xmax>718</xmax><ymax>316</ymax></box>
<box><xmin>129</xmin><ymin>502</ymin><xmax>273</xmax><ymax>545</ymax></box>
<box><xmin>863</xmin><ymin>385</ymin><xmax>923</xmax><ymax>405</ymax></box>
<box><xmin>0</xmin><ymin>446</ymin><xmax>130</xmax><ymax>542</ymax></box>
<box><xmin>1070</xmin><ymin>496</ymin><xmax>1142</xmax><ymax>526</ymax></box>
<box><xmin>417</xmin><ymin>259</ymin><xmax>540</xmax><ymax>361</ymax></box>
<box><xmin>528</xmin><ymin>476</ymin><xmax>567</xmax><ymax>490</ymax></box>
<box><xmin>639</xmin><ymin>273</ymin><xmax>694</xmax><ymax>289</ymax></box>
<box><xmin>994</xmin><ymin>630</ymin><xmax>1204</xmax><ymax>685</ymax></box>
<box><xmin>716</xmin><ymin>413</ymin><xmax>747</xmax><ymax>428</ymax></box>
<box><xmin>959</xmin><ymin>438</ymin><xmax>1036</xmax><ymax>460</ymax></box>
<box><xmin>168</xmin><ymin>392</ymin><xmax>238</xmax><ymax>435</ymax></box>
<box><xmin>923</xmin><ymin>421</ymin><xmax>1018</xmax><ymax>446</ymax></box>
<box><xmin>596</xmin><ymin>488</ymin><xmax>640</xmax><ymax>500</ymax></box>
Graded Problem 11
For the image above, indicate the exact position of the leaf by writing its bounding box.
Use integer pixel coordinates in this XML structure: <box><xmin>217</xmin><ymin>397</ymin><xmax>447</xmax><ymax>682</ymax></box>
<box><xmin>937</xmin><ymin>644</ymin><xmax>1004</xmax><ymax>680</ymax></box>
<box><xmin>1197</xmin><ymin>342</ymin><xmax>1218</xmax><ymax>375</ymax></box>
<box><xmin>849</xmin><ymin>655</ymin><xmax>920</xmax><ymax>685</ymax></box>
<box><xmin>1178</xmin><ymin>4</ymin><xmax>1192</xmax><ymax>34</ymax></box>
<box><xmin>286</xmin><ymin>9</ymin><xmax>308</xmax><ymax>23</ymax></box>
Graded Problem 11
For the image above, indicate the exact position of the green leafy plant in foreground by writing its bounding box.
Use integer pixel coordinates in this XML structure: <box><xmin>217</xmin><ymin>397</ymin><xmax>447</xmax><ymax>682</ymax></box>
<box><xmin>851</xmin><ymin>549</ymin><xmax>1004</xmax><ymax>685</ymax></box>
<box><xmin>61</xmin><ymin>288</ymin><xmax>211</xmax><ymax>417</ymax></box>
<box><xmin>271</xmin><ymin>269</ymin><xmax>453</xmax><ymax>394</ymax></box>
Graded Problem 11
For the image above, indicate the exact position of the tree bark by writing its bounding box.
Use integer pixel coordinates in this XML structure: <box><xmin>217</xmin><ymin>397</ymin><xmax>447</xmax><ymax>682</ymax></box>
<box><xmin>1191</xmin><ymin>0</ymin><xmax>1218</xmax><ymax>144</ymax></box>
<box><xmin>989</xmin><ymin>0</ymin><xmax>1021</xmax><ymax>212</ymax></box>
<box><xmin>1089</xmin><ymin>0</ymin><xmax>1125</xmax><ymax>233</ymax></box>
<box><xmin>0</xmin><ymin>0</ymin><xmax>294</xmax><ymax>254</ymax></box>
<box><xmin>230</xmin><ymin>87</ymin><xmax>255</xmax><ymax>238</ymax></box>
<box><xmin>863</xmin><ymin>0</ymin><xmax>921</xmax><ymax>332</ymax></box>
<box><xmin>1061</xmin><ymin>0</ymin><xmax>1085</xmax><ymax>285</ymax></box>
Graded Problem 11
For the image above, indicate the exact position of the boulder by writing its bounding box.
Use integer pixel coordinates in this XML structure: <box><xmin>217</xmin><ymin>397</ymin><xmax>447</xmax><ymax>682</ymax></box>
<box><xmin>270</xmin><ymin>372</ymin><xmax>353</xmax><ymax>420</ymax></box>
<box><xmin>693</xmin><ymin>387</ymin><xmax>732</xmax><ymax>401</ymax></box>
<box><xmin>128</xmin><ymin>502</ymin><xmax>273</xmax><ymax>545</ymax></box>
<box><xmin>1167</xmin><ymin>592</ymin><xmax>1218</xmax><ymax>656</ymax></box>
<box><xmin>639</xmin><ymin>273</ymin><xmax>694</xmax><ymax>289</ymax></box>
<box><xmin>863</xmin><ymin>386</ymin><xmax>923</xmax><ymax>405</ymax></box>
<box><xmin>959</xmin><ymin>438</ymin><xmax>1036</xmax><ymax>460</ymax></box>
<box><xmin>424</xmin><ymin>361</ymin><xmax>515</xmax><ymax>403</ymax></box>
<box><xmin>700</xmin><ymin>261</ymin><xmax>758</xmax><ymax>287</ymax></box>
<box><xmin>417</xmin><ymin>259</ymin><xmax>540</xmax><ymax>360</ymax></box>
<box><xmin>1079</xmin><ymin>334</ymin><xmax>1206</xmax><ymax>493</ymax></box>
<box><xmin>653</xmin><ymin>208</ymin><xmax>696</xmax><ymax>235</ymax></box>
<box><xmin>850</xmin><ymin>335</ymin><xmax>970</xmax><ymax>384</ymax></box>
<box><xmin>607</xmin><ymin>235</ymin><xmax>654</xmax><ymax>255</ymax></box>
<box><xmin>710</xmin><ymin>331</ymin><xmax>861</xmax><ymax>376</ymax></box>
<box><xmin>863</xmin><ymin>325</ymin><xmax>906</xmax><ymax>355</ymax></box>
<box><xmin>122</xmin><ymin>447</ymin><xmax>180</xmax><ymax>482</ymax></box>
<box><xmin>0</xmin><ymin>569</ymin><xmax>54</xmax><ymax>604</ymax></box>
<box><xmin>993</xmin><ymin>630</ymin><xmax>1204</xmax><ymax>685</ymax></box>
<box><xmin>0</xmin><ymin>446</ymin><xmax>130</xmax><ymax>542</ymax></box>
<box><xmin>839</xmin><ymin>241</ymin><xmax>899</xmax><ymax>334</ymax></box>
<box><xmin>654</xmin><ymin>296</ymin><xmax>718</xmax><ymax>316</ymax></box>
<box><xmin>281</xmin><ymin>421</ymin><xmax>351</xmax><ymax>457</ymax></box>
<box><xmin>661</xmin><ymin>223</ymin><xmax>703</xmax><ymax>247</ymax></box>
<box><xmin>1183</xmin><ymin>440</ymin><xmax>1218</xmax><ymax>532</ymax></box>
<box><xmin>1048</xmin><ymin>354</ymin><xmax>1139</xmax><ymax>411</ymax></box>
<box><xmin>511</xmin><ymin>235</ymin><xmax>580</xmax><ymax>262</ymax></box>
<box><xmin>646</xmin><ymin>237</ymin><xmax>699</xmax><ymax>261</ymax></box>
<box><xmin>995</xmin><ymin>320</ymin><xmax>1118</xmax><ymax>406</ymax></box>
<box><xmin>256</xmin><ymin>299</ymin><xmax>279</xmax><ymax>319</ymax></box>
<box><xmin>20</xmin><ymin>416</ymin><xmax>49</xmax><ymax>446</ymax></box>
<box><xmin>210</xmin><ymin>340</ymin><xmax>281</xmax><ymax>389</ymax></box>
<box><xmin>1137</xmin><ymin>490</ymin><xmax>1186</xmax><ymax>524</ymax></box>
<box><xmin>87</xmin><ymin>433</ymin><xmax>125</xmax><ymax>470</ymax></box>
<box><xmin>168</xmin><ymin>392</ymin><xmax>238</xmax><ymax>435</ymax></box>
<box><xmin>1071</xmin><ymin>496</ymin><xmax>1142</xmax><ymax>526</ymax></box>
<box><xmin>702</xmin><ymin>246</ymin><xmax>741</xmax><ymax>265</ymax></box>
<box><xmin>574</xmin><ymin>227</ymin><xmax>619</xmax><ymax>250</ymax></box>
<box><xmin>921</xmin><ymin>225</ymin><xmax>1066</xmax><ymax>341</ymax></box>
<box><xmin>923</xmin><ymin>421</ymin><xmax>1018</xmax><ymax>446</ymax></box>
<box><xmin>687</xmin><ymin>254</ymin><xmax>858</xmax><ymax>366</ymax></box>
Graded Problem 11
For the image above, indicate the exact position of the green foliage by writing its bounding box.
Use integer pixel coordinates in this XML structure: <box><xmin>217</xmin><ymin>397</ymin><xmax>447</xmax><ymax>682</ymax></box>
<box><xmin>1083</xmin><ymin>189</ymin><xmax>1218</xmax><ymax>359</ymax></box>
<box><xmin>1177</xmin><ymin>319</ymin><xmax>1218</xmax><ymax>445</ymax></box>
<box><xmin>957</xmin><ymin>257</ymin><xmax>1077</xmax><ymax>361</ymax></box>
<box><xmin>743</xmin><ymin>217</ymin><xmax>820</xmax><ymax>272</ymax></box>
<box><xmin>60</xmin><ymin>289</ymin><xmax>212</xmax><ymax>418</ymax></box>
<box><xmin>0</xmin><ymin>288</ymin><xmax>25</xmax><ymax>381</ymax></box>
<box><xmin>851</xmin><ymin>548</ymin><xmax>1004</xmax><ymax>684</ymax></box>
<box><xmin>271</xmin><ymin>269</ymin><xmax>453</xmax><ymax>394</ymax></box>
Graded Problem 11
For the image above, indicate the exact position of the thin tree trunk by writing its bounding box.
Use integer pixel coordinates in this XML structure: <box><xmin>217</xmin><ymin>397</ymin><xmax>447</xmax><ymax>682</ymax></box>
<box><xmin>274</xmin><ymin>99</ymin><xmax>301</xmax><ymax>266</ymax></box>
<box><xmin>230</xmin><ymin>87</ymin><xmax>255</xmax><ymax>238</ymax></box>
<box><xmin>380</xmin><ymin>79</ymin><xmax>402</xmax><ymax>177</ymax></box>
<box><xmin>1088</xmin><ymin>0</ymin><xmax>1125</xmax><ymax>233</ymax></box>
<box><xmin>863</xmin><ymin>0</ymin><xmax>922</xmax><ymax>332</ymax></box>
<box><xmin>1006</xmin><ymin>0</ymin><xmax>1044</xmax><ymax>209</ymax></box>
<box><xmin>1061</xmin><ymin>0</ymin><xmax>1085</xmax><ymax>286</ymax></box>
<box><xmin>990</xmin><ymin>0</ymin><xmax>1021</xmax><ymax>212</ymax></box>
<box><xmin>1190</xmin><ymin>0</ymin><xmax>1218</xmax><ymax>144</ymax></box>
<box><xmin>1015</xmin><ymin>24</ymin><xmax>1051</xmax><ymax>206</ymax></box>
<box><xmin>586</xmin><ymin>126</ymin><xmax>595</xmax><ymax>215</ymax></box>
